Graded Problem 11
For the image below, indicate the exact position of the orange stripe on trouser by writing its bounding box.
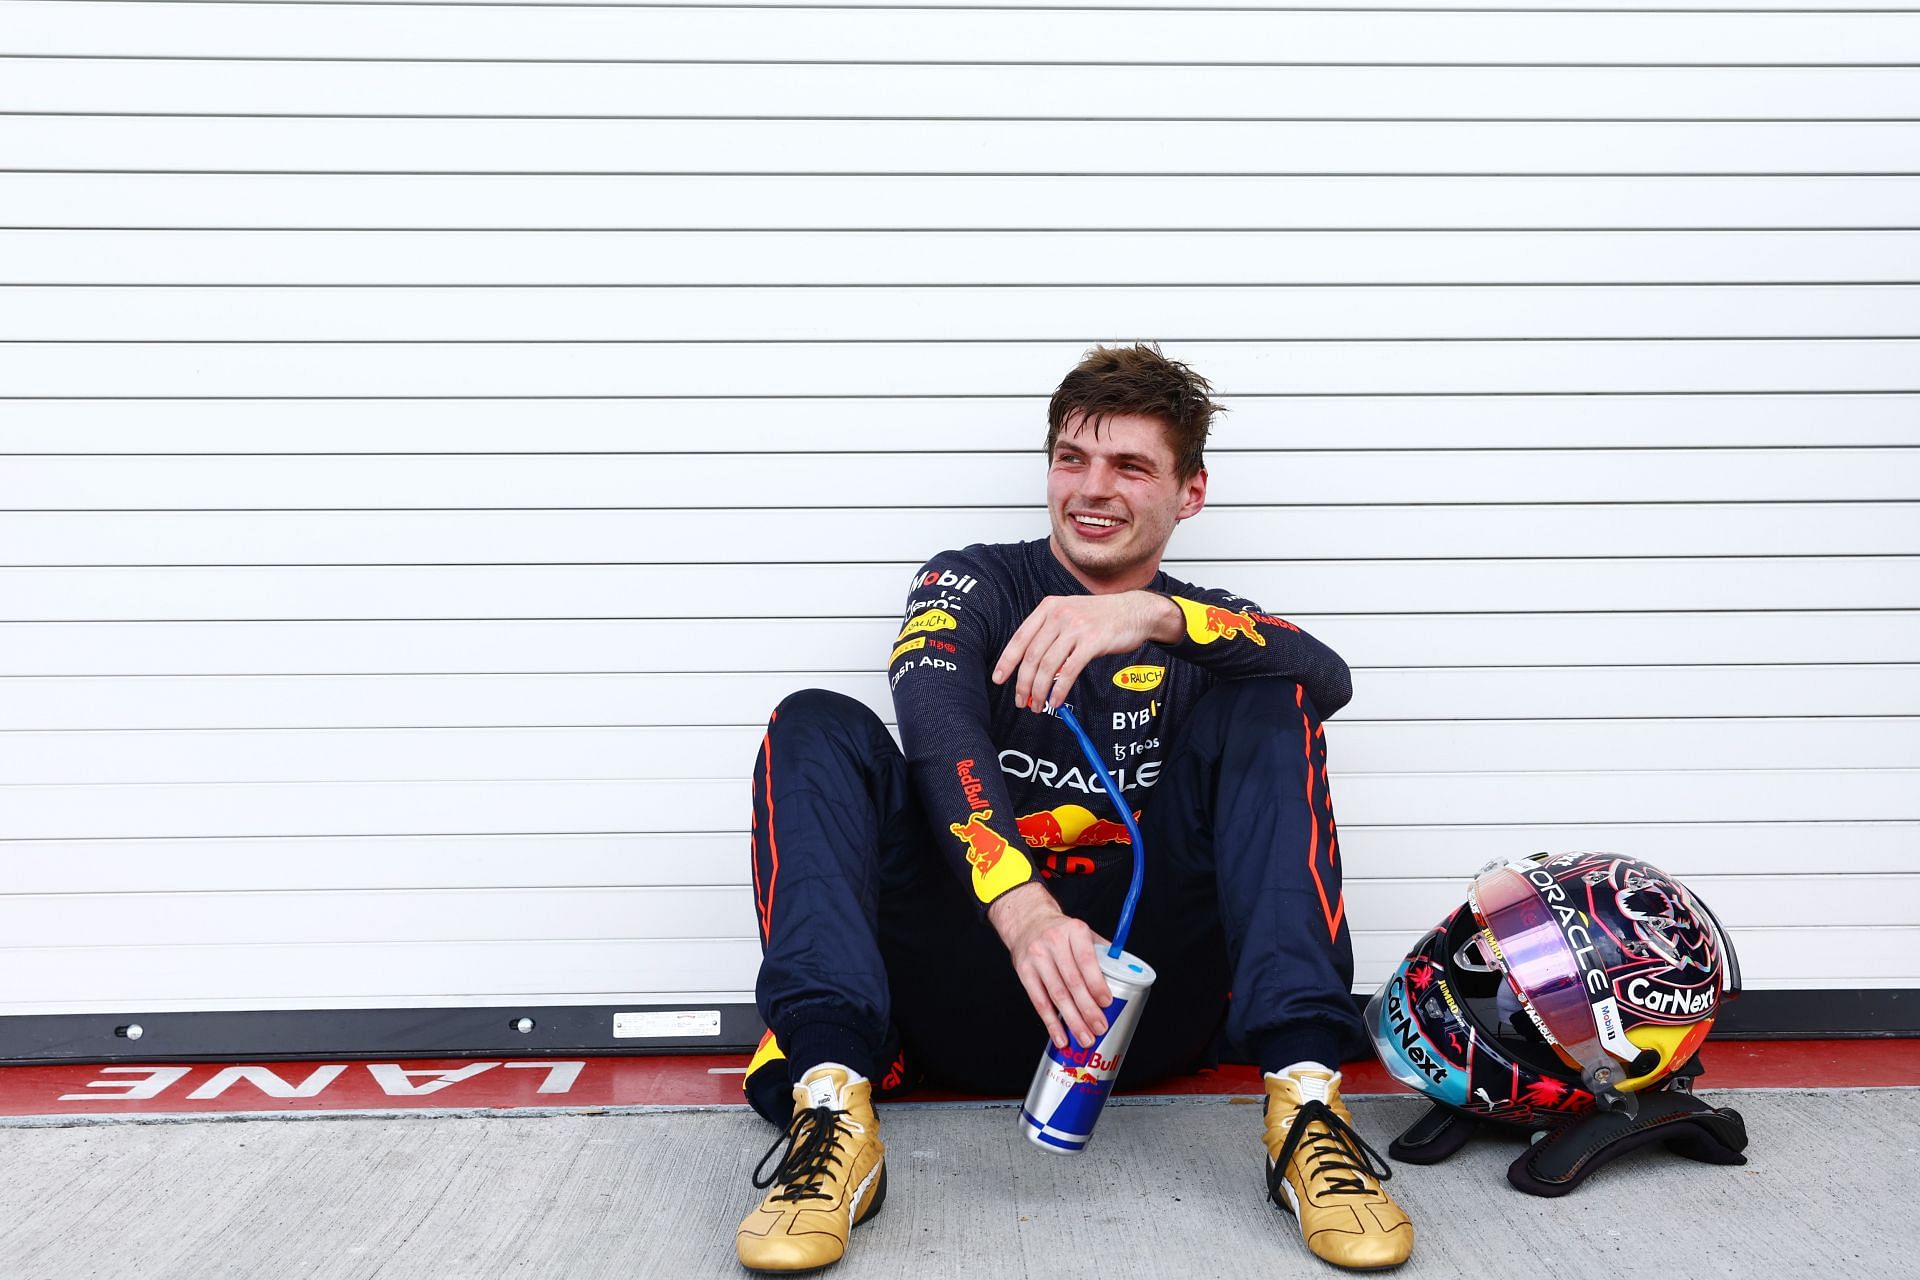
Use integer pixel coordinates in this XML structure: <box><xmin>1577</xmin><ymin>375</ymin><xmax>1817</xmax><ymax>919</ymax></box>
<box><xmin>1319</xmin><ymin>724</ymin><xmax>1345</xmax><ymax>937</ymax></box>
<box><xmin>1298</xmin><ymin>685</ymin><xmax>1344</xmax><ymax>944</ymax></box>
<box><xmin>745</xmin><ymin>713</ymin><xmax>785</xmax><ymax>1096</ymax></box>
<box><xmin>753</xmin><ymin>711</ymin><xmax>781</xmax><ymax>944</ymax></box>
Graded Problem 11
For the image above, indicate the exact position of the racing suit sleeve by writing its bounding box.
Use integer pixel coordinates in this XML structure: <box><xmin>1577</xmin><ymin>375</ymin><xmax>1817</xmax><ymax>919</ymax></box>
<box><xmin>1158</xmin><ymin>582</ymin><xmax>1354</xmax><ymax>717</ymax></box>
<box><xmin>888</xmin><ymin>552</ymin><xmax>1038</xmax><ymax>908</ymax></box>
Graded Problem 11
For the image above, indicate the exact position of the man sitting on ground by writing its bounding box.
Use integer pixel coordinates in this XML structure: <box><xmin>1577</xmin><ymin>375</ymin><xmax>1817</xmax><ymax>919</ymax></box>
<box><xmin>734</xmin><ymin>344</ymin><xmax>1414</xmax><ymax>1272</ymax></box>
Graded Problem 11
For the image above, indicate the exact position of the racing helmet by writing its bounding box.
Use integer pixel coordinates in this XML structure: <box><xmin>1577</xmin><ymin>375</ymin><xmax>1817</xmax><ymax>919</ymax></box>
<box><xmin>1367</xmin><ymin>852</ymin><xmax>1740</xmax><ymax>1125</ymax></box>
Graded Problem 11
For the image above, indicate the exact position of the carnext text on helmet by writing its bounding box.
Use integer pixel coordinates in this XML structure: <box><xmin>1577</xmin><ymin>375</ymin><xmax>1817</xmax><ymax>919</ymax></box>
<box><xmin>1383</xmin><ymin>977</ymin><xmax>1449</xmax><ymax>1085</ymax></box>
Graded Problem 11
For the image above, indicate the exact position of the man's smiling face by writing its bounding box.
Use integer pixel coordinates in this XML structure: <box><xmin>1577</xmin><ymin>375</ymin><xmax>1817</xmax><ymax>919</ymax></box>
<box><xmin>1046</xmin><ymin>410</ymin><xmax>1207</xmax><ymax>594</ymax></box>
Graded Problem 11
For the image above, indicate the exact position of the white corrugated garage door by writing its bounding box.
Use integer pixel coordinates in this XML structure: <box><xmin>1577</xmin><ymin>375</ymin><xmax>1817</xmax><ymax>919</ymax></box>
<box><xmin>1</xmin><ymin>0</ymin><xmax>1915</xmax><ymax>1056</ymax></box>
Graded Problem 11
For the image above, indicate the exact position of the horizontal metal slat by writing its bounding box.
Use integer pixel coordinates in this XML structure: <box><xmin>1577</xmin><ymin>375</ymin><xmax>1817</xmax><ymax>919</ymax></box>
<box><xmin>4</xmin><ymin>874</ymin><xmax>1912</xmax><ymax>949</ymax></box>
<box><xmin>7</xmin><ymin>504</ymin><xmax>1917</xmax><ymax>566</ymax></box>
<box><xmin>8</xmin><ymin>174</ymin><xmax>1920</xmax><ymax>233</ymax></box>
<box><xmin>4</xmin><ymin>558</ymin><xmax>1915</xmax><ymax>621</ymax></box>
<box><xmin>10</xmin><ymin>7</ymin><xmax>1916</xmax><ymax>63</ymax></box>
<box><xmin>6</xmin><ymin>824</ymin><xmax>1917</xmax><ymax>892</ymax></box>
<box><xmin>13</xmin><ymin>118</ymin><xmax>1920</xmax><ymax>175</ymax></box>
<box><xmin>9</xmin><ymin>285</ymin><xmax>1918</xmax><ymax>341</ymax></box>
<box><xmin>3</xmin><ymin>395</ymin><xmax>1915</xmax><ymax>452</ymax></box>
<box><xmin>2</xmin><ymin>665</ymin><xmax>1915</xmax><ymax>729</ymax></box>
<box><xmin>6</xmin><ymin>769</ymin><xmax>1915</xmax><ymax>838</ymax></box>
<box><xmin>11</xmin><ymin>449</ymin><xmax>1916</xmax><ymax>509</ymax></box>
<box><xmin>6</xmin><ymin>718</ymin><xmax>1915</xmax><ymax>784</ymax></box>
<box><xmin>0</xmin><ymin>886</ymin><xmax>755</xmax><ymax>948</ymax></box>
<box><xmin>8</xmin><ymin>64</ymin><xmax>1917</xmax><ymax>119</ymax></box>
<box><xmin>0</xmin><ymin>938</ymin><xmax>761</xmax><ymax>1009</ymax></box>
<box><xmin>3</xmin><ymin>927</ymin><xmax>1908</xmax><ymax>1011</ymax></box>
<box><xmin>2</xmin><ymin>338</ymin><xmax>1915</xmax><ymax>397</ymax></box>
<box><xmin>24</xmin><ymin>0</ymin><xmax>1902</xmax><ymax>13</ymax></box>
<box><xmin>0</xmin><ymin>613</ymin><xmax>1913</xmax><ymax>675</ymax></box>
<box><xmin>4</xmin><ymin>230</ymin><xmax>1910</xmax><ymax>284</ymax></box>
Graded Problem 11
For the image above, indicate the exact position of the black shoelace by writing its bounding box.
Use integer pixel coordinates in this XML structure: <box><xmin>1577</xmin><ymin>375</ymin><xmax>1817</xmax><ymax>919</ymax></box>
<box><xmin>752</xmin><ymin>1104</ymin><xmax>856</xmax><ymax>1204</ymax></box>
<box><xmin>1268</xmin><ymin>1099</ymin><xmax>1395</xmax><ymax>1203</ymax></box>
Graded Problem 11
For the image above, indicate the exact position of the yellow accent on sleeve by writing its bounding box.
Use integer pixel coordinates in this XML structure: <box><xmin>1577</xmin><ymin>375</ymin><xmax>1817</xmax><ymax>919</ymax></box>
<box><xmin>974</xmin><ymin>848</ymin><xmax>1034</xmax><ymax>903</ymax></box>
<box><xmin>895</xmin><ymin>608</ymin><xmax>959</xmax><ymax>642</ymax></box>
<box><xmin>948</xmin><ymin>809</ymin><xmax>1036</xmax><ymax>904</ymax></box>
<box><xmin>1172</xmin><ymin>596</ymin><xmax>1267</xmax><ymax>647</ymax></box>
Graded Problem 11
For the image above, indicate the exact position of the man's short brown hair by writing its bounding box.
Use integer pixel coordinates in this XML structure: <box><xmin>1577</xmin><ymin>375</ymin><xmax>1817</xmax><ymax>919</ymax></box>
<box><xmin>1045</xmin><ymin>343</ymin><xmax>1221</xmax><ymax>482</ymax></box>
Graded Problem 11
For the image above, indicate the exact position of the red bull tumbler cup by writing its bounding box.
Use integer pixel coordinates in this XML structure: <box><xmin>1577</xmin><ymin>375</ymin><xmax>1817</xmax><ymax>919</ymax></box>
<box><xmin>1019</xmin><ymin>948</ymin><xmax>1157</xmax><ymax>1154</ymax></box>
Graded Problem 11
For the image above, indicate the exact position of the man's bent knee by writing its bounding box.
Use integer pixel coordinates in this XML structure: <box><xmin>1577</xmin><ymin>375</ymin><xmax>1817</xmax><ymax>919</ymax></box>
<box><xmin>1189</xmin><ymin>676</ymin><xmax>1322</xmax><ymax>734</ymax></box>
<box><xmin>769</xmin><ymin>687</ymin><xmax>887</xmax><ymax>745</ymax></box>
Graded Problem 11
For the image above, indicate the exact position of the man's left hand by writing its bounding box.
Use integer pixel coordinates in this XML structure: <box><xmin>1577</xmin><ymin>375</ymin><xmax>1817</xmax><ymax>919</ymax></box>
<box><xmin>987</xmin><ymin>882</ymin><xmax>1115</xmax><ymax>1050</ymax></box>
<box><xmin>992</xmin><ymin>591</ymin><xmax>1183</xmax><ymax>712</ymax></box>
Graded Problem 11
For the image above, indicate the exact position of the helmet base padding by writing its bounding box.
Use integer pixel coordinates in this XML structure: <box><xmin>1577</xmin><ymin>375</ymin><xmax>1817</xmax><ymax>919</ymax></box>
<box><xmin>1385</xmin><ymin>1102</ymin><xmax>1477</xmax><ymax>1166</ymax></box>
<box><xmin>1506</xmin><ymin>1089</ymin><xmax>1749</xmax><ymax>1197</ymax></box>
<box><xmin>1387</xmin><ymin>1062</ymin><xmax>1749</xmax><ymax>1197</ymax></box>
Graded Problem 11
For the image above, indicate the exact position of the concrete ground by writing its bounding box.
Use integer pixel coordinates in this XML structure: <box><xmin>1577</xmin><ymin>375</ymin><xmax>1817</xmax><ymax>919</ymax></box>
<box><xmin>2</xmin><ymin>1090</ymin><xmax>1915</xmax><ymax>1279</ymax></box>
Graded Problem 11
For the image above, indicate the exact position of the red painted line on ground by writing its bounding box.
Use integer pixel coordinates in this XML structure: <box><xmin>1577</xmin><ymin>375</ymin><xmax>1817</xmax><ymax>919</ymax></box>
<box><xmin>1693</xmin><ymin>1038</ymin><xmax>1920</xmax><ymax>1090</ymax></box>
<box><xmin>3</xmin><ymin>1040</ymin><xmax>1912</xmax><ymax>1119</ymax></box>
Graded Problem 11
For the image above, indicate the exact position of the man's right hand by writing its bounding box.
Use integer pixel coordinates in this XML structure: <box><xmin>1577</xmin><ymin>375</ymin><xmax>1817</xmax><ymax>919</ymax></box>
<box><xmin>986</xmin><ymin>882</ymin><xmax>1115</xmax><ymax>1050</ymax></box>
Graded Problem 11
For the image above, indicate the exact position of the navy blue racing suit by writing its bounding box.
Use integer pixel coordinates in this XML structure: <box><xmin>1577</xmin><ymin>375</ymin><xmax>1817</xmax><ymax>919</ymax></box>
<box><xmin>744</xmin><ymin>538</ymin><xmax>1362</xmax><ymax>1122</ymax></box>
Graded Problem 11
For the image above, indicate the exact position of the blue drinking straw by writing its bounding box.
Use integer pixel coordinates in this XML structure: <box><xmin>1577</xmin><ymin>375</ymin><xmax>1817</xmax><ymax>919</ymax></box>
<box><xmin>1049</xmin><ymin>702</ymin><xmax>1144</xmax><ymax>959</ymax></box>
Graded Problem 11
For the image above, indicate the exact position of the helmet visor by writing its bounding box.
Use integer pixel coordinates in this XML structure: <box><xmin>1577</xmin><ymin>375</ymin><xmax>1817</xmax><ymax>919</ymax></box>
<box><xmin>1468</xmin><ymin>866</ymin><xmax>1609</xmax><ymax>1069</ymax></box>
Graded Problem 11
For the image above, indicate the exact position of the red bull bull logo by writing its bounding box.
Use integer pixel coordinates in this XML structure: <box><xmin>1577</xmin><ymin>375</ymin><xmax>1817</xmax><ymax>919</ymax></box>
<box><xmin>950</xmin><ymin>810</ymin><xmax>1008</xmax><ymax>874</ymax></box>
<box><xmin>1078</xmin><ymin>819</ymin><xmax>1134</xmax><ymax>845</ymax></box>
<box><xmin>1015</xmin><ymin>803</ymin><xmax>1139</xmax><ymax>852</ymax></box>
<box><xmin>1173</xmin><ymin>596</ymin><xmax>1269</xmax><ymax>648</ymax></box>
<box><xmin>1018</xmin><ymin>809</ymin><xmax>1068</xmax><ymax>848</ymax></box>
<box><xmin>1203</xmin><ymin>605</ymin><xmax>1266</xmax><ymax>646</ymax></box>
<box><xmin>1051</xmin><ymin>1059</ymin><xmax>1110</xmax><ymax>1089</ymax></box>
<box><xmin>949</xmin><ymin>809</ymin><xmax>1033</xmax><ymax>903</ymax></box>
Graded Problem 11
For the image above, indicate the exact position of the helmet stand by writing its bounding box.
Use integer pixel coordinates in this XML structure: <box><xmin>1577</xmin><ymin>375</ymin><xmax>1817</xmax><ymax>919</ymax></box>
<box><xmin>1388</xmin><ymin>1057</ymin><xmax>1750</xmax><ymax>1197</ymax></box>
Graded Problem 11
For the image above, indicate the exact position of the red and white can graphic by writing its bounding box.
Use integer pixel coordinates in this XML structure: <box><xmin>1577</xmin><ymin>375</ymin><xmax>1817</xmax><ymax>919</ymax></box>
<box><xmin>1018</xmin><ymin>949</ymin><xmax>1156</xmax><ymax>1154</ymax></box>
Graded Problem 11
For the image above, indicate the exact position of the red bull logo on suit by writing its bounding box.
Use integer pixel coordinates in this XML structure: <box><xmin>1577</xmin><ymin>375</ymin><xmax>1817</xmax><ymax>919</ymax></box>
<box><xmin>1203</xmin><ymin>605</ymin><xmax>1265</xmax><ymax>645</ymax></box>
<box><xmin>1173</xmin><ymin>596</ymin><xmax>1283</xmax><ymax>648</ymax></box>
<box><xmin>949</xmin><ymin>810</ymin><xmax>1007</xmax><ymax>874</ymax></box>
<box><xmin>1014</xmin><ymin>803</ymin><xmax>1140</xmax><ymax>852</ymax></box>
<box><xmin>948</xmin><ymin>809</ymin><xmax>1033</xmax><ymax>903</ymax></box>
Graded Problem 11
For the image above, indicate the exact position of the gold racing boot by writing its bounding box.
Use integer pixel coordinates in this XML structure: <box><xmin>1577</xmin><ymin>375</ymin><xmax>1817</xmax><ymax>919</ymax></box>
<box><xmin>737</xmin><ymin>1063</ymin><xmax>888</xmax><ymax>1272</ymax></box>
<box><xmin>1263</xmin><ymin>1068</ymin><xmax>1414</xmax><ymax>1270</ymax></box>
